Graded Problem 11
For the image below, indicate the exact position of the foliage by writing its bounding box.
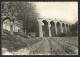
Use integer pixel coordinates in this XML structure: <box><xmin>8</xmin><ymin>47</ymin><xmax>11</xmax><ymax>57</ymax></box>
<box><xmin>1</xmin><ymin>33</ymin><xmax>42</xmax><ymax>52</ymax></box>
<box><xmin>70</xmin><ymin>21</ymin><xmax>78</xmax><ymax>36</ymax></box>
<box><xmin>1</xmin><ymin>2</ymin><xmax>39</xmax><ymax>36</ymax></box>
<box><xmin>58</xmin><ymin>33</ymin><xmax>67</xmax><ymax>37</ymax></box>
<box><xmin>3</xmin><ymin>29</ymin><xmax>10</xmax><ymax>34</ymax></box>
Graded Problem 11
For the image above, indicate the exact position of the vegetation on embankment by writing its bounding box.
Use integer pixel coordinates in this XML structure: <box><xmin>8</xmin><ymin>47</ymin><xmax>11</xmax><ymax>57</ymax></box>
<box><xmin>1</xmin><ymin>32</ymin><xmax>42</xmax><ymax>52</ymax></box>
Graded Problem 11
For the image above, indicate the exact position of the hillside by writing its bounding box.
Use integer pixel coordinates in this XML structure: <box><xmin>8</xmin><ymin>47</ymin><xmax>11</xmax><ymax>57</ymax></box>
<box><xmin>1</xmin><ymin>32</ymin><xmax>78</xmax><ymax>55</ymax></box>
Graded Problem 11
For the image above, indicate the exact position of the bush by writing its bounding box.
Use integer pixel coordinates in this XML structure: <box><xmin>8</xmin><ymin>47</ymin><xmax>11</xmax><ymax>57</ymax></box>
<box><xmin>58</xmin><ymin>33</ymin><xmax>67</xmax><ymax>37</ymax></box>
<box><xmin>1</xmin><ymin>32</ymin><xmax>42</xmax><ymax>52</ymax></box>
<box><xmin>3</xmin><ymin>29</ymin><xmax>10</xmax><ymax>34</ymax></box>
<box><xmin>29</xmin><ymin>32</ymin><xmax>36</xmax><ymax>38</ymax></box>
<box><xmin>19</xmin><ymin>34</ymin><xmax>28</xmax><ymax>38</ymax></box>
<box><xmin>13</xmin><ymin>32</ymin><xmax>19</xmax><ymax>35</ymax></box>
<box><xmin>70</xmin><ymin>31</ymin><xmax>78</xmax><ymax>36</ymax></box>
<box><xmin>1</xmin><ymin>33</ymin><xmax>28</xmax><ymax>51</ymax></box>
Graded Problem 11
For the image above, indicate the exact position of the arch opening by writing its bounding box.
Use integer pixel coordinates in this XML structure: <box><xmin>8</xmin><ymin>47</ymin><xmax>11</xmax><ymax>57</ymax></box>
<box><xmin>62</xmin><ymin>23</ymin><xmax>66</xmax><ymax>33</ymax></box>
<box><xmin>57</xmin><ymin>22</ymin><xmax>61</xmax><ymax>35</ymax></box>
<box><xmin>42</xmin><ymin>20</ymin><xmax>49</xmax><ymax>37</ymax></box>
<box><xmin>50</xmin><ymin>21</ymin><xmax>56</xmax><ymax>37</ymax></box>
<box><xmin>66</xmin><ymin>24</ymin><xmax>68</xmax><ymax>33</ymax></box>
<box><xmin>69</xmin><ymin>25</ymin><xmax>71</xmax><ymax>32</ymax></box>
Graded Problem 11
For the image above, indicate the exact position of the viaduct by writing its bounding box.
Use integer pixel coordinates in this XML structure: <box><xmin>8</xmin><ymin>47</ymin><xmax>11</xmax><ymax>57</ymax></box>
<box><xmin>37</xmin><ymin>18</ymin><xmax>71</xmax><ymax>37</ymax></box>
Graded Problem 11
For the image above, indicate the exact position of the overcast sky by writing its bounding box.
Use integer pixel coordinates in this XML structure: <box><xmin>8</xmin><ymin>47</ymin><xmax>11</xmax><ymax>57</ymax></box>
<box><xmin>33</xmin><ymin>2</ymin><xmax>78</xmax><ymax>24</ymax></box>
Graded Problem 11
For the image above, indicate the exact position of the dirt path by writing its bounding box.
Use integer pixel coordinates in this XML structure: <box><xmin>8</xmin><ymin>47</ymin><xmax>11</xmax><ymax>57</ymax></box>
<box><xmin>34</xmin><ymin>38</ymin><xmax>50</xmax><ymax>55</ymax></box>
<box><xmin>27</xmin><ymin>38</ymin><xmax>51</xmax><ymax>55</ymax></box>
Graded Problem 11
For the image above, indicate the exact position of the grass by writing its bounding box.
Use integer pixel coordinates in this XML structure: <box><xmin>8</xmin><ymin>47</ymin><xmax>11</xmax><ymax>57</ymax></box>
<box><xmin>1</xmin><ymin>32</ymin><xmax>42</xmax><ymax>52</ymax></box>
<box><xmin>50</xmin><ymin>37</ymin><xmax>78</xmax><ymax>54</ymax></box>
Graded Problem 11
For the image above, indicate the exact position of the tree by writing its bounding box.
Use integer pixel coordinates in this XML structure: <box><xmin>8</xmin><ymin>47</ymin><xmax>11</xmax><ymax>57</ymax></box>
<box><xmin>12</xmin><ymin>2</ymin><xmax>39</xmax><ymax>35</ymax></box>
<box><xmin>1</xmin><ymin>2</ymin><xmax>39</xmax><ymax>36</ymax></box>
<box><xmin>1</xmin><ymin>2</ymin><xmax>16</xmax><ymax>35</ymax></box>
<box><xmin>70</xmin><ymin>21</ymin><xmax>78</xmax><ymax>36</ymax></box>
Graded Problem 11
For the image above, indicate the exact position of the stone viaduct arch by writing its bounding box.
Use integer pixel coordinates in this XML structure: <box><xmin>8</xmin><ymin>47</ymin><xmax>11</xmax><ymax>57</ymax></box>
<box><xmin>37</xmin><ymin>18</ymin><xmax>71</xmax><ymax>37</ymax></box>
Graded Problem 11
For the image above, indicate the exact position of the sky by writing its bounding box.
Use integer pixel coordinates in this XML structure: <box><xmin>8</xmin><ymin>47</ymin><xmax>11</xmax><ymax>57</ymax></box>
<box><xmin>33</xmin><ymin>2</ymin><xmax>78</xmax><ymax>24</ymax></box>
